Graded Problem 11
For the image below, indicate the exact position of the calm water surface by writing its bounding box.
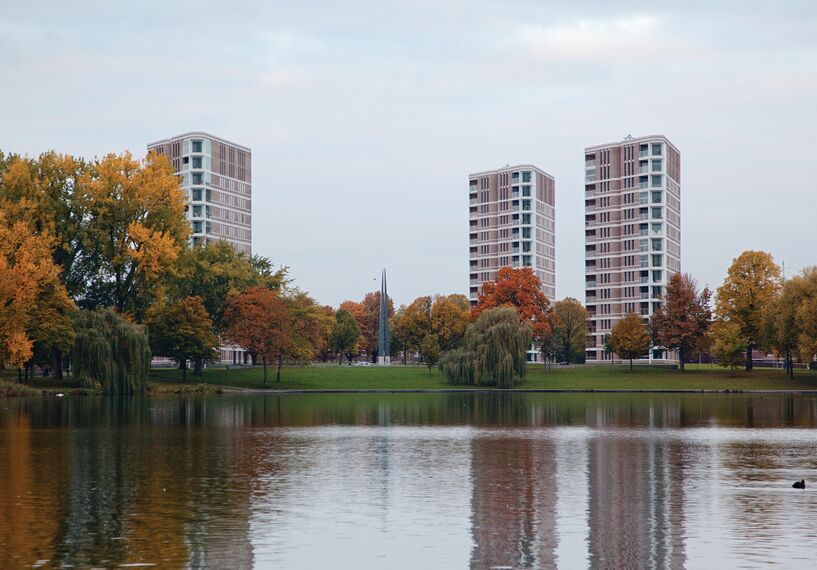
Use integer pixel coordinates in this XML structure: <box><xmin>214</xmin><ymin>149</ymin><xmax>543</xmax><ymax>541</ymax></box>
<box><xmin>2</xmin><ymin>393</ymin><xmax>817</xmax><ymax>569</ymax></box>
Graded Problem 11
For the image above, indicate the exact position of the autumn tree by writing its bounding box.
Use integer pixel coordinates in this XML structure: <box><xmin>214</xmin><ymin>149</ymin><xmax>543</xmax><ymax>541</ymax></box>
<box><xmin>715</xmin><ymin>251</ymin><xmax>781</xmax><ymax>371</ymax></box>
<box><xmin>440</xmin><ymin>307</ymin><xmax>532</xmax><ymax>388</ymax></box>
<box><xmin>711</xmin><ymin>320</ymin><xmax>747</xmax><ymax>376</ymax></box>
<box><xmin>222</xmin><ymin>287</ymin><xmax>289</xmax><ymax>385</ymax></box>
<box><xmin>391</xmin><ymin>294</ymin><xmax>470</xmax><ymax>364</ymax></box>
<box><xmin>791</xmin><ymin>268</ymin><xmax>817</xmax><ymax>369</ymax></box>
<box><xmin>330</xmin><ymin>309</ymin><xmax>361</xmax><ymax>365</ymax></box>
<box><xmin>651</xmin><ymin>273</ymin><xmax>712</xmax><ymax>371</ymax></box>
<box><xmin>274</xmin><ymin>292</ymin><xmax>334</xmax><ymax>381</ymax></box>
<box><xmin>609</xmin><ymin>312</ymin><xmax>651</xmax><ymax>371</ymax></box>
<box><xmin>0</xmin><ymin>213</ymin><xmax>73</xmax><ymax>375</ymax></box>
<box><xmin>0</xmin><ymin>151</ymin><xmax>90</xmax><ymax>299</ymax></box>
<box><xmin>551</xmin><ymin>297</ymin><xmax>588</xmax><ymax>364</ymax></box>
<box><xmin>77</xmin><ymin>151</ymin><xmax>189</xmax><ymax>315</ymax></box>
<box><xmin>146</xmin><ymin>296</ymin><xmax>219</xmax><ymax>380</ymax></box>
<box><xmin>472</xmin><ymin>267</ymin><xmax>552</xmax><ymax>351</ymax></box>
<box><xmin>0</xmin><ymin>151</ymin><xmax>88</xmax><ymax>375</ymax></box>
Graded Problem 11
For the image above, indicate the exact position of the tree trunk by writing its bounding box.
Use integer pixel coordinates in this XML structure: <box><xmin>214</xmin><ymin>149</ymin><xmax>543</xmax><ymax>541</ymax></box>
<box><xmin>276</xmin><ymin>357</ymin><xmax>283</xmax><ymax>383</ymax></box>
<box><xmin>52</xmin><ymin>347</ymin><xmax>64</xmax><ymax>380</ymax></box>
<box><xmin>262</xmin><ymin>358</ymin><xmax>268</xmax><ymax>386</ymax></box>
<box><xmin>678</xmin><ymin>346</ymin><xmax>686</xmax><ymax>372</ymax></box>
<box><xmin>251</xmin><ymin>352</ymin><xmax>258</xmax><ymax>366</ymax></box>
<box><xmin>746</xmin><ymin>343</ymin><xmax>753</xmax><ymax>371</ymax></box>
<box><xmin>193</xmin><ymin>357</ymin><xmax>203</xmax><ymax>376</ymax></box>
<box><xmin>629</xmin><ymin>358</ymin><xmax>633</xmax><ymax>371</ymax></box>
<box><xmin>789</xmin><ymin>353</ymin><xmax>795</xmax><ymax>380</ymax></box>
<box><xmin>338</xmin><ymin>354</ymin><xmax>343</xmax><ymax>366</ymax></box>
<box><xmin>182</xmin><ymin>362</ymin><xmax>187</xmax><ymax>382</ymax></box>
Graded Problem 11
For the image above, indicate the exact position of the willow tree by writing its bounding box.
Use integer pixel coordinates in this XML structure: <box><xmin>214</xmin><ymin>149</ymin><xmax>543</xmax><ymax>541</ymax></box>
<box><xmin>440</xmin><ymin>307</ymin><xmax>531</xmax><ymax>388</ymax></box>
<box><xmin>71</xmin><ymin>309</ymin><xmax>151</xmax><ymax>394</ymax></box>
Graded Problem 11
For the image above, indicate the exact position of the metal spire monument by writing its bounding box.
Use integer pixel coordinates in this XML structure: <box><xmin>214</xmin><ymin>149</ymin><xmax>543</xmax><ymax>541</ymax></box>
<box><xmin>377</xmin><ymin>268</ymin><xmax>391</xmax><ymax>365</ymax></box>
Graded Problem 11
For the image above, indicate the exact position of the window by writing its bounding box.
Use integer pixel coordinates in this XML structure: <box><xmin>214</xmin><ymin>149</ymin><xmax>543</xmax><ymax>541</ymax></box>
<box><xmin>192</xmin><ymin>140</ymin><xmax>203</xmax><ymax>153</ymax></box>
<box><xmin>192</xmin><ymin>156</ymin><xmax>202</xmax><ymax>169</ymax></box>
<box><xmin>652</xmin><ymin>143</ymin><xmax>662</xmax><ymax>156</ymax></box>
<box><xmin>522</xmin><ymin>200</ymin><xmax>531</xmax><ymax>211</ymax></box>
<box><xmin>639</xmin><ymin>144</ymin><xmax>648</xmax><ymax>158</ymax></box>
<box><xmin>192</xmin><ymin>221</ymin><xmax>203</xmax><ymax>233</ymax></box>
<box><xmin>522</xmin><ymin>185</ymin><xmax>531</xmax><ymax>197</ymax></box>
<box><xmin>183</xmin><ymin>156</ymin><xmax>189</xmax><ymax>164</ymax></box>
<box><xmin>522</xmin><ymin>171</ymin><xmax>532</xmax><ymax>183</ymax></box>
<box><xmin>651</xmin><ymin>175</ymin><xmax>662</xmax><ymax>187</ymax></box>
<box><xmin>522</xmin><ymin>213</ymin><xmax>531</xmax><ymax>224</ymax></box>
<box><xmin>522</xmin><ymin>255</ymin><xmax>532</xmax><ymax>266</ymax></box>
<box><xmin>652</xmin><ymin>207</ymin><xmax>662</xmax><ymax>219</ymax></box>
<box><xmin>192</xmin><ymin>205</ymin><xmax>202</xmax><ymax>217</ymax></box>
<box><xmin>192</xmin><ymin>172</ymin><xmax>203</xmax><ymax>185</ymax></box>
<box><xmin>639</xmin><ymin>191</ymin><xmax>649</xmax><ymax>205</ymax></box>
<box><xmin>652</xmin><ymin>254</ymin><xmax>662</xmax><ymax>267</ymax></box>
<box><xmin>651</xmin><ymin>191</ymin><xmax>662</xmax><ymax>203</ymax></box>
<box><xmin>652</xmin><ymin>270</ymin><xmax>662</xmax><ymax>282</ymax></box>
<box><xmin>522</xmin><ymin>241</ymin><xmax>531</xmax><ymax>252</ymax></box>
<box><xmin>522</xmin><ymin>227</ymin><xmax>531</xmax><ymax>238</ymax></box>
<box><xmin>652</xmin><ymin>222</ymin><xmax>662</xmax><ymax>234</ymax></box>
<box><xmin>192</xmin><ymin>188</ymin><xmax>203</xmax><ymax>201</ymax></box>
<box><xmin>639</xmin><ymin>175</ymin><xmax>648</xmax><ymax>189</ymax></box>
<box><xmin>652</xmin><ymin>159</ymin><xmax>662</xmax><ymax>172</ymax></box>
<box><xmin>512</xmin><ymin>172</ymin><xmax>519</xmax><ymax>182</ymax></box>
<box><xmin>652</xmin><ymin>238</ymin><xmax>662</xmax><ymax>251</ymax></box>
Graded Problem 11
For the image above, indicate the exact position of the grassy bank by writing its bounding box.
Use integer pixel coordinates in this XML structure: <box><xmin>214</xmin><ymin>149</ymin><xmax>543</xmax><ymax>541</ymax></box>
<box><xmin>147</xmin><ymin>363</ymin><xmax>817</xmax><ymax>392</ymax></box>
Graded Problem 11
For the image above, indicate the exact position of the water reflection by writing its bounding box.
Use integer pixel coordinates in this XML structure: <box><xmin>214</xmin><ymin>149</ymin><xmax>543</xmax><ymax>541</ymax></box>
<box><xmin>1</xmin><ymin>393</ymin><xmax>817</xmax><ymax>568</ymax></box>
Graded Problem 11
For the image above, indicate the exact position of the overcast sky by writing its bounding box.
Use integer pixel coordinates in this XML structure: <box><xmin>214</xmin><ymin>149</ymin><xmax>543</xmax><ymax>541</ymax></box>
<box><xmin>2</xmin><ymin>1</ymin><xmax>816</xmax><ymax>307</ymax></box>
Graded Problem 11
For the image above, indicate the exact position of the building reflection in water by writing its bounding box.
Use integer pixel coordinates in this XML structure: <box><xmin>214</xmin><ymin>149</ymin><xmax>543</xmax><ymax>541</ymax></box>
<box><xmin>6</xmin><ymin>393</ymin><xmax>817</xmax><ymax>567</ymax></box>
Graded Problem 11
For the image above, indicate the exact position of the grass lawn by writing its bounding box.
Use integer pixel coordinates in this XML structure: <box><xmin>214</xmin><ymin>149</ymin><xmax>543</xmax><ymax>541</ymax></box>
<box><xmin>147</xmin><ymin>363</ymin><xmax>817</xmax><ymax>392</ymax></box>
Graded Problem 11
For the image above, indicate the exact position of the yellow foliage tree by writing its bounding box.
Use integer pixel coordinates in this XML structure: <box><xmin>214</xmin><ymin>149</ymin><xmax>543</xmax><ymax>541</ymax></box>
<box><xmin>78</xmin><ymin>151</ymin><xmax>189</xmax><ymax>314</ymax></box>
<box><xmin>715</xmin><ymin>250</ymin><xmax>781</xmax><ymax>371</ymax></box>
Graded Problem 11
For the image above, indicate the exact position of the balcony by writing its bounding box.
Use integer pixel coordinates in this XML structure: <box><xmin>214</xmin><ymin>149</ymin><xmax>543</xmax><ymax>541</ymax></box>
<box><xmin>469</xmin><ymin>198</ymin><xmax>478</xmax><ymax>205</ymax></box>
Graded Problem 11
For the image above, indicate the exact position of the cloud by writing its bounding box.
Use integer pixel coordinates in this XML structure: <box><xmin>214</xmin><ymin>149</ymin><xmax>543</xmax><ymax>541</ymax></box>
<box><xmin>515</xmin><ymin>14</ymin><xmax>673</xmax><ymax>63</ymax></box>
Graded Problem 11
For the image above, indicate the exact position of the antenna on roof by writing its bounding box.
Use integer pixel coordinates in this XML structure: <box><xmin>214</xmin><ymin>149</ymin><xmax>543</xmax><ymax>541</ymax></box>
<box><xmin>624</xmin><ymin>134</ymin><xmax>633</xmax><ymax>140</ymax></box>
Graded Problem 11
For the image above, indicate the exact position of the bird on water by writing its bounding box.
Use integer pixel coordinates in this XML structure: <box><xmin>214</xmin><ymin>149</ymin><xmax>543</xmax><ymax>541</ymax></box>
<box><xmin>793</xmin><ymin>480</ymin><xmax>806</xmax><ymax>489</ymax></box>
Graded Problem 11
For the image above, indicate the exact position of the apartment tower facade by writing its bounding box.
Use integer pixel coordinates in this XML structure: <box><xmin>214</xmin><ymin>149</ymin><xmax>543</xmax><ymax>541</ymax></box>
<box><xmin>584</xmin><ymin>135</ymin><xmax>681</xmax><ymax>362</ymax></box>
<box><xmin>147</xmin><ymin>132</ymin><xmax>252</xmax><ymax>255</ymax></box>
<box><xmin>468</xmin><ymin>165</ymin><xmax>556</xmax><ymax>361</ymax></box>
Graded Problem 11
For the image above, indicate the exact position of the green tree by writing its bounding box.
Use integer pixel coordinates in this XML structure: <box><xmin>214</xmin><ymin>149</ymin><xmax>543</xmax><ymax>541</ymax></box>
<box><xmin>552</xmin><ymin>297</ymin><xmax>588</xmax><ymax>364</ymax></box>
<box><xmin>420</xmin><ymin>334</ymin><xmax>441</xmax><ymax>373</ymax></box>
<box><xmin>171</xmin><ymin>241</ymin><xmax>287</xmax><ymax>331</ymax></box>
<box><xmin>330</xmin><ymin>308</ymin><xmax>361</xmax><ymax>365</ymax></box>
<box><xmin>146</xmin><ymin>296</ymin><xmax>219</xmax><ymax>380</ymax></box>
<box><xmin>71</xmin><ymin>309</ymin><xmax>151</xmax><ymax>394</ymax></box>
<box><xmin>651</xmin><ymin>273</ymin><xmax>712</xmax><ymax>371</ymax></box>
<box><xmin>610</xmin><ymin>312</ymin><xmax>651</xmax><ymax>371</ymax></box>
<box><xmin>711</xmin><ymin>320</ymin><xmax>747</xmax><ymax>376</ymax></box>
<box><xmin>715</xmin><ymin>251</ymin><xmax>781</xmax><ymax>371</ymax></box>
<box><xmin>440</xmin><ymin>307</ymin><xmax>532</xmax><ymax>388</ymax></box>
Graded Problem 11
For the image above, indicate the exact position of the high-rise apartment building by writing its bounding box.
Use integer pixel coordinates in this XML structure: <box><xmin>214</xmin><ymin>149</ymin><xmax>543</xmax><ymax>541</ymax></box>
<box><xmin>147</xmin><ymin>132</ymin><xmax>252</xmax><ymax>255</ymax></box>
<box><xmin>468</xmin><ymin>164</ymin><xmax>556</xmax><ymax>305</ymax></box>
<box><xmin>584</xmin><ymin>135</ymin><xmax>681</xmax><ymax>362</ymax></box>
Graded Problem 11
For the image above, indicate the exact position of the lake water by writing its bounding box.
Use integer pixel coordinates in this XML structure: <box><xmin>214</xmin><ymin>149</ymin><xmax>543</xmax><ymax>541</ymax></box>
<box><xmin>2</xmin><ymin>393</ymin><xmax>817</xmax><ymax>569</ymax></box>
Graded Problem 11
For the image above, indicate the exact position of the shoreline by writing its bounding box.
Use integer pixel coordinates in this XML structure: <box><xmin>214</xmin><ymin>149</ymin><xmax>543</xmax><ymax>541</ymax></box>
<box><xmin>7</xmin><ymin>385</ymin><xmax>817</xmax><ymax>400</ymax></box>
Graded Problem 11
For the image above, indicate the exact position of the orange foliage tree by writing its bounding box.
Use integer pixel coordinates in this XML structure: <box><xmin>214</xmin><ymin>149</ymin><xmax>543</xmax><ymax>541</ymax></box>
<box><xmin>222</xmin><ymin>287</ymin><xmax>289</xmax><ymax>385</ymax></box>
<box><xmin>472</xmin><ymin>267</ymin><xmax>553</xmax><ymax>349</ymax></box>
<box><xmin>0</xmin><ymin>213</ymin><xmax>73</xmax><ymax>371</ymax></box>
